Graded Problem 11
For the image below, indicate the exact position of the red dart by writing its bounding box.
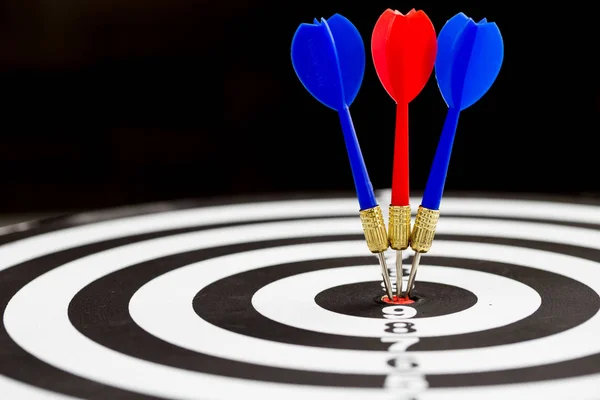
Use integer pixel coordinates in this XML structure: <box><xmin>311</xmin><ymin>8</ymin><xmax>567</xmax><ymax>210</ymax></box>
<box><xmin>372</xmin><ymin>8</ymin><xmax>437</xmax><ymax>298</ymax></box>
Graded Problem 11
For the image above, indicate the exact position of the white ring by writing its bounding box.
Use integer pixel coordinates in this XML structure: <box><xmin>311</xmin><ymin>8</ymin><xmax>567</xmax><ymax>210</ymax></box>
<box><xmin>3</xmin><ymin>197</ymin><xmax>600</xmax><ymax>399</ymax></box>
<box><xmin>251</xmin><ymin>265</ymin><xmax>539</xmax><ymax>337</ymax></box>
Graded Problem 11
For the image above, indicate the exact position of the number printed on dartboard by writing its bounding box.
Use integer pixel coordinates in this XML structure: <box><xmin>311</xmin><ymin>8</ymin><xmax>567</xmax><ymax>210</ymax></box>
<box><xmin>380</xmin><ymin>305</ymin><xmax>428</xmax><ymax>399</ymax></box>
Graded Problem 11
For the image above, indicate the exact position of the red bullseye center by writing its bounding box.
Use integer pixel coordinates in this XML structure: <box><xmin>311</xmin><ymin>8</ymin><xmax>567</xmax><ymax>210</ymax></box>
<box><xmin>382</xmin><ymin>295</ymin><xmax>415</xmax><ymax>305</ymax></box>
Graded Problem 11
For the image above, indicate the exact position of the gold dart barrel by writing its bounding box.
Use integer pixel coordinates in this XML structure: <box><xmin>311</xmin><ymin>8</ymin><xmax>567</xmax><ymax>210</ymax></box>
<box><xmin>410</xmin><ymin>205</ymin><xmax>440</xmax><ymax>253</ymax></box>
<box><xmin>388</xmin><ymin>205</ymin><xmax>411</xmax><ymax>250</ymax></box>
<box><xmin>359</xmin><ymin>205</ymin><xmax>388</xmax><ymax>253</ymax></box>
<box><xmin>388</xmin><ymin>205</ymin><xmax>411</xmax><ymax>297</ymax></box>
<box><xmin>405</xmin><ymin>205</ymin><xmax>440</xmax><ymax>298</ymax></box>
<box><xmin>360</xmin><ymin>205</ymin><xmax>393</xmax><ymax>298</ymax></box>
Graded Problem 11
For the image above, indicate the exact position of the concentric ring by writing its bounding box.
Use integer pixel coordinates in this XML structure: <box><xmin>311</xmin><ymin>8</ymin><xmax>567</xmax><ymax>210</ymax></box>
<box><xmin>0</xmin><ymin>195</ymin><xmax>600</xmax><ymax>399</ymax></box>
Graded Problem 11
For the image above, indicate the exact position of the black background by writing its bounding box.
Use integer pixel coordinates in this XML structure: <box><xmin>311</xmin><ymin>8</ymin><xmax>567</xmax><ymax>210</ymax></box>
<box><xmin>0</xmin><ymin>1</ymin><xmax>597</xmax><ymax>211</ymax></box>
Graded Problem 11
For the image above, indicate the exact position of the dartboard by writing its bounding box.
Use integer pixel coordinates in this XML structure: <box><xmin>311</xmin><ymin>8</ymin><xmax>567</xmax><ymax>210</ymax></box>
<box><xmin>2</xmin><ymin>190</ymin><xmax>600</xmax><ymax>400</ymax></box>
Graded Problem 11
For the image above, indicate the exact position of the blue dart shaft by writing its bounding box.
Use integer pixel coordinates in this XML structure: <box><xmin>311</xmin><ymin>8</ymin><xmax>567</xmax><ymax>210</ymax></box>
<box><xmin>338</xmin><ymin>106</ymin><xmax>377</xmax><ymax>210</ymax></box>
<box><xmin>421</xmin><ymin>107</ymin><xmax>460</xmax><ymax>210</ymax></box>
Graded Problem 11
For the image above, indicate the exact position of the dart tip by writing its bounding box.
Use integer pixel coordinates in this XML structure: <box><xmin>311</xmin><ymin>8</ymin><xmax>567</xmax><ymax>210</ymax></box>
<box><xmin>376</xmin><ymin>252</ymin><xmax>394</xmax><ymax>299</ymax></box>
<box><xmin>394</xmin><ymin>249</ymin><xmax>403</xmax><ymax>298</ymax></box>
<box><xmin>406</xmin><ymin>252</ymin><xmax>422</xmax><ymax>299</ymax></box>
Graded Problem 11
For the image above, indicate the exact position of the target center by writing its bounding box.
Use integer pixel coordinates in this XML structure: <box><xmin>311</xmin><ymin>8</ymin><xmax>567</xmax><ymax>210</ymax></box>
<box><xmin>315</xmin><ymin>281</ymin><xmax>476</xmax><ymax>319</ymax></box>
<box><xmin>381</xmin><ymin>295</ymin><xmax>415</xmax><ymax>305</ymax></box>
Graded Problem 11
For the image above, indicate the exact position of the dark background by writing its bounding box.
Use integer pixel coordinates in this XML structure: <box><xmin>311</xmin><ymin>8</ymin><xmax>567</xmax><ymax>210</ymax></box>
<box><xmin>0</xmin><ymin>1</ymin><xmax>597</xmax><ymax>212</ymax></box>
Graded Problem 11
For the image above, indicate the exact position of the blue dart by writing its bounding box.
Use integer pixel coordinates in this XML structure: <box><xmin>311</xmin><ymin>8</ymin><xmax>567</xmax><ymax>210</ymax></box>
<box><xmin>291</xmin><ymin>14</ymin><xmax>394</xmax><ymax>299</ymax></box>
<box><xmin>407</xmin><ymin>12</ymin><xmax>504</xmax><ymax>298</ymax></box>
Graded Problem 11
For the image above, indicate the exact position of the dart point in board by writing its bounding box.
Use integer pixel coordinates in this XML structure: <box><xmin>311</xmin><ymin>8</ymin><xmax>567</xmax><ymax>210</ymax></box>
<box><xmin>382</xmin><ymin>295</ymin><xmax>415</xmax><ymax>305</ymax></box>
<box><xmin>406</xmin><ymin>12</ymin><xmax>504</xmax><ymax>298</ymax></box>
<box><xmin>371</xmin><ymin>8</ymin><xmax>437</xmax><ymax>298</ymax></box>
<box><xmin>290</xmin><ymin>14</ymin><xmax>395</xmax><ymax>299</ymax></box>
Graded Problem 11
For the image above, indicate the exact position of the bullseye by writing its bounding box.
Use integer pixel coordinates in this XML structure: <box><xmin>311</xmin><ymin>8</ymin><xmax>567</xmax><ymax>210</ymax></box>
<box><xmin>381</xmin><ymin>295</ymin><xmax>415</xmax><ymax>305</ymax></box>
<box><xmin>317</xmin><ymin>281</ymin><xmax>476</xmax><ymax>318</ymax></box>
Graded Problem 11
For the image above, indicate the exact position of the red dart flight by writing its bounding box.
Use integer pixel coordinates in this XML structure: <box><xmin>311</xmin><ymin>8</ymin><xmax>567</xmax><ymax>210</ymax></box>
<box><xmin>372</xmin><ymin>8</ymin><xmax>437</xmax><ymax>298</ymax></box>
<box><xmin>372</xmin><ymin>8</ymin><xmax>437</xmax><ymax>206</ymax></box>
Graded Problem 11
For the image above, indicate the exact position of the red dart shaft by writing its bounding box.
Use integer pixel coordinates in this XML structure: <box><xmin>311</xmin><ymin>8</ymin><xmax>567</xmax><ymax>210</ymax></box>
<box><xmin>391</xmin><ymin>102</ymin><xmax>410</xmax><ymax>206</ymax></box>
